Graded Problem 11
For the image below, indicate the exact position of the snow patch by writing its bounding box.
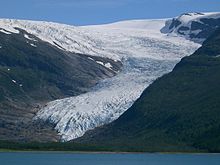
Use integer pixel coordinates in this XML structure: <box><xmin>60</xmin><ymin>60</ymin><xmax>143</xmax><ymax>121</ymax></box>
<box><xmin>11</xmin><ymin>79</ymin><xmax>23</xmax><ymax>87</ymax></box>
<box><xmin>30</xmin><ymin>43</ymin><xmax>37</xmax><ymax>47</ymax></box>
<box><xmin>104</xmin><ymin>63</ymin><xmax>112</xmax><ymax>69</ymax></box>
<box><xmin>96</xmin><ymin>61</ymin><xmax>104</xmax><ymax>66</ymax></box>
<box><xmin>96</xmin><ymin>61</ymin><xmax>113</xmax><ymax>70</ymax></box>
<box><xmin>24</xmin><ymin>34</ymin><xmax>37</xmax><ymax>42</ymax></box>
<box><xmin>88</xmin><ymin>57</ymin><xmax>94</xmax><ymax>61</ymax></box>
<box><xmin>0</xmin><ymin>29</ymin><xmax>11</xmax><ymax>34</ymax></box>
<box><xmin>213</xmin><ymin>55</ymin><xmax>220</xmax><ymax>58</ymax></box>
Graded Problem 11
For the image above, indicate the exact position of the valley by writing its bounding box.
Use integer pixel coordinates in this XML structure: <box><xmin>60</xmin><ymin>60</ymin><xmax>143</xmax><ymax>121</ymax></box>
<box><xmin>0</xmin><ymin>12</ymin><xmax>219</xmax><ymax>145</ymax></box>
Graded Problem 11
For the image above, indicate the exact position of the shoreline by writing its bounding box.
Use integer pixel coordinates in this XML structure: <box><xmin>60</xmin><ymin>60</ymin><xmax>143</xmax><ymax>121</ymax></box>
<box><xmin>0</xmin><ymin>149</ymin><xmax>219</xmax><ymax>155</ymax></box>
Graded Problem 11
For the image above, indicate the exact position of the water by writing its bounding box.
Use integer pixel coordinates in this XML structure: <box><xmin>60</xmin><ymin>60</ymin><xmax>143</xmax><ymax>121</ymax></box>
<box><xmin>0</xmin><ymin>152</ymin><xmax>220</xmax><ymax>165</ymax></box>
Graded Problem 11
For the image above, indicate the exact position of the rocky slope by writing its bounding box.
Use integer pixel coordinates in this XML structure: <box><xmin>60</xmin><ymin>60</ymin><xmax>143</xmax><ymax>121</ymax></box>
<box><xmin>161</xmin><ymin>12</ymin><xmax>220</xmax><ymax>43</ymax></box>
<box><xmin>0</xmin><ymin>28</ymin><xmax>120</xmax><ymax>142</ymax></box>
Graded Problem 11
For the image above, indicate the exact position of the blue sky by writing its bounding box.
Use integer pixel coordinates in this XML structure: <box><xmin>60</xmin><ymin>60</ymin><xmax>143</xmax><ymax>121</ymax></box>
<box><xmin>0</xmin><ymin>0</ymin><xmax>220</xmax><ymax>25</ymax></box>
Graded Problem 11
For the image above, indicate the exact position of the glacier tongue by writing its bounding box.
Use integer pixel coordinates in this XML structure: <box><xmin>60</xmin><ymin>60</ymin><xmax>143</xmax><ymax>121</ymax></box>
<box><xmin>33</xmin><ymin>20</ymin><xmax>200</xmax><ymax>141</ymax></box>
<box><xmin>35</xmin><ymin>58</ymin><xmax>176</xmax><ymax>141</ymax></box>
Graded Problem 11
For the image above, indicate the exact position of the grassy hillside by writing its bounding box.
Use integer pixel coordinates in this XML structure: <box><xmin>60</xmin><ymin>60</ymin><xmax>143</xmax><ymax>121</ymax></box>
<box><xmin>77</xmin><ymin>28</ymin><xmax>220</xmax><ymax>152</ymax></box>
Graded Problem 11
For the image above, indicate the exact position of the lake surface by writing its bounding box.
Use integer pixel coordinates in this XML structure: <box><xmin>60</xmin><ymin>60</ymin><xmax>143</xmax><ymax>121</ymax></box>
<box><xmin>0</xmin><ymin>152</ymin><xmax>220</xmax><ymax>165</ymax></box>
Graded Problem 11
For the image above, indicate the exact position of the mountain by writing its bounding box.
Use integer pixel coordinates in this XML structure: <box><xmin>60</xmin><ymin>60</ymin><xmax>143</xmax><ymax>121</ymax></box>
<box><xmin>0</xmin><ymin>12</ymin><xmax>219</xmax><ymax>143</ymax></box>
<box><xmin>35</xmin><ymin>12</ymin><xmax>220</xmax><ymax>142</ymax></box>
<box><xmin>0</xmin><ymin>27</ymin><xmax>121</xmax><ymax>142</ymax></box>
<box><xmin>32</xmin><ymin>19</ymin><xmax>199</xmax><ymax>141</ymax></box>
<box><xmin>161</xmin><ymin>12</ymin><xmax>220</xmax><ymax>43</ymax></box>
<box><xmin>77</xmin><ymin>27</ymin><xmax>220</xmax><ymax>152</ymax></box>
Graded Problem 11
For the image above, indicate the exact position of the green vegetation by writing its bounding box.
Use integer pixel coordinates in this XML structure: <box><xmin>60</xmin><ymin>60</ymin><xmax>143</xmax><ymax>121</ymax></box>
<box><xmin>77</xmin><ymin>28</ymin><xmax>220</xmax><ymax>152</ymax></box>
<box><xmin>0</xmin><ymin>140</ymin><xmax>109</xmax><ymax>152</ymax></box>
<box><xmin>0</xmin><ymin>140</ymin><xmax>206</xmax><ymax>153</ymax></box>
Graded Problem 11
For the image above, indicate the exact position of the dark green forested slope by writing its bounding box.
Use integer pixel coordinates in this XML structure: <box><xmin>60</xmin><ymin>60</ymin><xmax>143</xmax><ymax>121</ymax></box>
<box><xmin>77</xmin><ymin>28</ymin><xmax>220</xmax><ymax>152</ymax></box>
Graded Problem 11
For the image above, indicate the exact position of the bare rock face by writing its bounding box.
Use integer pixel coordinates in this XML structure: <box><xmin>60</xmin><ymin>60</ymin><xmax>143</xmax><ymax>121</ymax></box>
<box><xmin>161</xmin><ymin>12</ymin><xmax>220</xmax><ymax>43</ymax></box>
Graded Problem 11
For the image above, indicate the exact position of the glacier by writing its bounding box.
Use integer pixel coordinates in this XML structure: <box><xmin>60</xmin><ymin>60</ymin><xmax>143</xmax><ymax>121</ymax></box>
<box><xmin>0</xmin><ymin>17</ymin><xmax>201</xmax><ymax>141</ymax></box>
<box><xmin>34</xmin><ymin>19</ymin><xmax>200</xmax><ymax>141</ymax></box>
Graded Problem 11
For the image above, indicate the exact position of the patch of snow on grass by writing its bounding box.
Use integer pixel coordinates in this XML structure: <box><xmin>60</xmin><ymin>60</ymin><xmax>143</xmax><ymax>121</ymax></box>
<box><xmin>30</xmin><ymin>43</ymin><xmax>37</xmax><ymax>47</ymax></box>
<box><xmin>24</xmin><ymin>34</ymin><xmax>37</xmax><ymax>41</ymax></box>
<box><xmin>96</xmin><ymin>61</ymin><xmax>104</xmax><ymax>65</ymax></box>
<box><xmin>88</xmin><ymin>57</ymin><xmax>94</xmax><ymax>61</ymax></box>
